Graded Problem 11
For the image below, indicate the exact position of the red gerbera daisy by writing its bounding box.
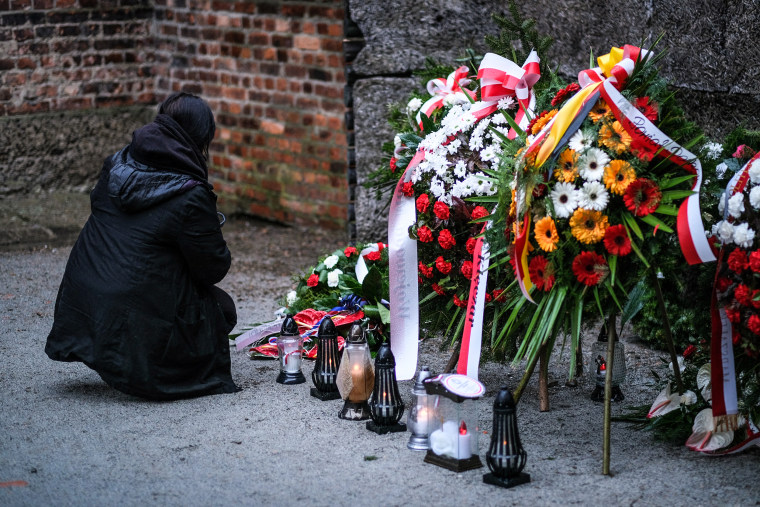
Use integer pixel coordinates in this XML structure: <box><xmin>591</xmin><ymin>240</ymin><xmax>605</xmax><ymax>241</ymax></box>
<box><xmin>603</xmin><ymin>224</ymin><xmax>632</xmax><ymax>256</ymax></box>
<box><xmin>571</xmin><ymin>251</ymin><xmax>608</xmax><ymax>286</ymax></box>
<box><xmin>623</xmin><ymin>178</ymin><xmax>661</xmax><ymax>216</ymax></box>
<box><xmin>528</xmin><ymin>255</ymin><xmax>555</xmax><ymax>291</ymax></box>
<box><xmin>634</xmin><ymin>96</ymin><xmax>659</xmax><ymax>122</ymax></box>
<box><xmin>629</xmin><ymin>136</ymin><xmax>657</xmax><ymax>162</ymax></box>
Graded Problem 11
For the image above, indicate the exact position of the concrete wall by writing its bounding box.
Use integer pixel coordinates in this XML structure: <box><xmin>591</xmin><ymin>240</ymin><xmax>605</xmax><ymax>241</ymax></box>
<box><xmin>348</xmin><ymin>0</ymin><xmax>760</xmax><ymax>242</ymax></box>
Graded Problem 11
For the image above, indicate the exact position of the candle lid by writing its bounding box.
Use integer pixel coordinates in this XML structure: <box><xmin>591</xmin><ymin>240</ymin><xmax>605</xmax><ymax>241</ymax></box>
<box><xmin>374</xmin><ymin>340</ymin><xmax>395</xmax><ymax>366</ymax></box>
<box><xmin>346</xmin><ymin>323</ymin><xmax>366</xmax><ymax>344</ymax></box>
<box><xmin>280</xmin><ymin>315</ymin><xmax>299</xmax><ymax>337</ymax></box>
<box><xmin>424</xmin><ymin>373</ymin><xmax>485</xmax><ymax>401</ymax></box>
<box><xmin>317</xmin><ymin>316</ymin><xmax>337</xmax><ymax>339</ymax></box>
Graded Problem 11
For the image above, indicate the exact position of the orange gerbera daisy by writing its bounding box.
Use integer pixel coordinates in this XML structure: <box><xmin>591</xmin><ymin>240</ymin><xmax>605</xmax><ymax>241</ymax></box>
<box><xmin>531</xmin><ymin>109</ymin><xmax>558</xmax><ymax>135</ymax></box>
<box><xmin>534</xmin><ymin>216</ymin><xmax>559</xmax><ymax>252</ymax></box>
<box><xmin>554</xmin><ymin>148</ymin><xmax>579</xmax><ymax>182</ymax></box>
<box><xmin>603</xmin><ymin>159</ymin><xmax>637</xmax><ymax>195</ymax></box>
<box><xmin>569</xmin><ymin>208</ymin><xmax>609</xmax><ymax>244</ymax></box>
<box><xmin>589</xmin><ymin>100</ymin><xmax>612</xmax><ymax>123</ymax></box>
<box><xmin>598</xmin><ymin>121</ymin><xmax>632</xmax><ymax>154</ymax></box>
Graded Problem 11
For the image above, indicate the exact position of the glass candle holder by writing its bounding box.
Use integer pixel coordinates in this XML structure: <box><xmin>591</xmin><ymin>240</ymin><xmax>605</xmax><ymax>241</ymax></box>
<box><xmin>423</xmin><ymin>374</ymin><xmax>485</xmax><ymax>472</ymax></box>
<box><xmin>276</xmin><ymin>315</ymin><xmax>306</xmax><ymax>385</ymax></box>
<box><xmin>367</xmin><ymin>340</ymin><xmax>406</xmax><ymax>434</ymax></box>
<box><xmin>590</xmin><ymin>322</ymin><xmax>626</xmax><ymax>402</ymax></box>
<box><xmin>310</xmin><ymin>316</ymin><xmax>342</xmax><ymax>400</ymax></box>
<box><xmin>407</xmin><ymin>366</ymin><xmax>433</xmax><ymax>450</ymax></box>
<box><xmin>336</xmin><ymin>323</ymin><xmax>374</xmax><ymax>420</ymax></box>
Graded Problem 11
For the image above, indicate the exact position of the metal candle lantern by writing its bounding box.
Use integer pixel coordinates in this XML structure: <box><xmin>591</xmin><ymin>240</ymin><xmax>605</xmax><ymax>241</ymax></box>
<box><xmin>367</xmin><ymin>340</ymin><xmax>406</xmax><ymax>434</ymax></box>
<box><xmin>336</xmin><ymin>323</ymin><xmax>375</xmax><ymax>420</ymax></box>
<box><xmin>276</xmin><ymin>315</ymin><xmax>306</xmax><ymax>385</ymax></box>
<box><xmin>407</xmin><ymin>366</ymin><xmax>433</xmax><ymax>450</ymax></box>
<box><xmin>483</xmin><ymin>387</ymin><xmax>530</xmax><ymax>489</ymax></box>
<box><xmin>423</xmin><ymin>374</ymin><xmax>485</xmax><ymax>472</ymax></box>
<box><xmin>310</xmin><ymin>316</ymin><xmax>342</xmax><ymax>400</ymax></box>
<box><xmin>590</xmin><ymin>322</ymin><xmax>625</xmax><ymax>402</ymax></box>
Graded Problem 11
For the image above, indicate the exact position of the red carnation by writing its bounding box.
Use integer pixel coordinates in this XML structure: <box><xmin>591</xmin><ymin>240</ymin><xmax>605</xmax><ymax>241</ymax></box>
<box><xmin>416</xmin><ymin>194</ymin><xmax>430</xmax><ymax>213</ymax></box>
<box><xmin>417</xmin><ymin>225</ymin><xmax>434</xmax><ymax>243</ymax></box>
<box><xmin>435</xmin><ymin>256</ymin><xmax>452</xmax><ymax>274</ymax></box>
<box><xmin>716</xmin><ymin>277</ymin><xmax>732</xmax><ymax>293</ymax></box>
<box><xmin>529</xmin><ymin>255</ymin><xmax>555</xmax><ymax>291</ymax></box>
<box><xmin>438</xmin><ymin>229</ymin><xmax>456</xmax><ymax>250</ymax></box>
<box><xmin>365</xmin><ymin>250</ymin><xmax>381</xmax><ymax>261</ymax></box>
<box><xmin>735</xmin><ymin>284</ymin><xmax>753</xmax><ymax>307</ymax></box>
<box><xmin>418</xmin><ymin>262</ymin><xmax>433</xmax><ymax>278</ymax></box>
<box><xmin>727</xmin><ymin>248</ymin><xmax>749</xmax><ymax>274</ymax></box>
<box><xmin>732</xmin><ymin>331</ymin><xmax>741</xmax><ymax>345</ymax></box>
<box><xmin>344</xmin><ymin>246</ymin><xmax>357</xmax><ymax>257</ymax></box>
<box><xmin>725</xmin><ymin>306</ymin><xmax>742</xmax><ymax>323</ymax></box>
<box><xmin>471</xmin><ymin>206</ymin><xmax>489</xmax><ymax>220</ymax></box>
<box><xmin>551</xmin><ymin>83</ymin><xmax>580</xmax><ymax>106</ymax></box>
<box><xmin>402</xmin><ymin>181</ymin><xmax>414</xmax><ymax>197</ymax></box>
<box><xmin>307</xmin><ymin>274</ymin><xmax>319</xmax><ymax>287</ymax></box>
<box><xmin>431</xmin><ymin>283</ymin><xmax>446</xmax><ymax>295</ymax></box>
<box><xmin>571</xmin><ymin>251</ymin><xmax>608</xmax><ymax>286</ymax></box>
<box><xmin>623</xmin><ymin>178</ymin><xmax>661</xmax><ymax>216</ymax></box>
<box><xmin>485</xmin><ymin>292</ymin><xmax>493</xmax><ymax>303</ymax></box>
<box><xmin>433</xmin><ymin>201</ymin><xmax>450</xmax><ymax>220</ymax></box>
<box><xmin>466</xmin><ymin>237</ymin><xmax>477</xmax><ymax>255</ymax></box>
<box><xmin>749</xmin><ymin>250</ymin><xmax>760</xmax><ymax>273</ymax></box>
<box><xmin>748</xmin><ymin>314</ymin><xmax>760</xmax><ymax>335</ymax></box>
<box><xmin>461</xmin><ymin>260</ymin><xmax>473</xmax><ymax>279</ymax></box>
<box><xmin>390</xmin><ymin>157</ymin><xmax>398</xmax><ymax>173</ymax></box>
<box><xmin>683</xmin><ymin>345</ymin><xmax>697</xmax><ymax>360</ymax></box>
<box><xmin>453</xmin><ymin>293</ymin><xmax>467</xmax><ymax>308</ymax></box>
<box><xmin>603</xmin><ymin>224</ymin><xmax>632</xmax><ymax>256</ymax></box>
<box><xmin>634</xmin><ymin>96</ymin><xmax>659</xmax><ymax>122</ymax></box>
<box><xmin>492</xmin><ymin>289</ymin><xmax>507</xmax><ymax>303</ymax></box>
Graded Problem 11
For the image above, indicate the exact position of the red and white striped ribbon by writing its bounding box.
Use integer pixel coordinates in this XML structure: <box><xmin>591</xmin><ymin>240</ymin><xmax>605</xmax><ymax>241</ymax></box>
<box><xmin>415</xmin><ymin>66</ymin><xmax>474</xmax><ymax>128</ymax></box>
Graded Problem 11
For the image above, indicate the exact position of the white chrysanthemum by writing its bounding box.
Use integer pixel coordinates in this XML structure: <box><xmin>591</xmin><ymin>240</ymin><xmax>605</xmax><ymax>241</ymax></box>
<box><xmin>407</xmin><ymin>97</ymin><xmax>422</xmax><ymax>111</ymax></box>
<box><xmin>327</xmin><ymin>269</ymin><xmax>343</xmax><ymax>288</ymax></box>
<box><xmin>749</xmin><ymin>163</ymin><xmax>760</xmax><ymax>185</ymax></box>
<box><xmin>454</xmin><ymin>160</ymin><xmax>467</xmax><ymax>179</ymax></box>
<box><xmin>429</xmin><ymin>178</ymin><xmax>445</xmax><ymax>199</ymax></box>
<box><xmin>704</xmin><ymin>142</ymin><xmax>723</xmax><ymax>160</ymax></box>
<box><xmin>497</xmin><ymin>96</ymin><xmax>516</xmax><ymax>110</ymax></box>
<box><xmin>733</xmin><ymin>222</ymin><xmax>756</xmax><ymax>248</ymax></box>
<box><xmin>480</xmin><ymin>145</ymin><xmax>499</xmax><ymax>162</ymax></box>
<box><xmin>446</xmin><ymin>138</ymin><xmax>461</xmax><ymax>155</ymax></box>
<box><xmin>451</xmin><ymin>180</ymin><xmax>468</xmax><ymax>198</ymax></box>
<box><xmin>491</xmin><ymin>113</ymin><xmax>507</xmax><ymax>125</ymax></box>
<box><xmin>712</xmin><ymin>220</ymin><xmax>734</xmax><ymax>244</ymax></box>
<box><xmin>286</xmin><ymin>290</ymin><xmax>297</xmax><ymax>306</ymax></box>
<box><xmin>323</xmin><ymin>254</ymin><xmax>339</xmax><ymax>269</ymax></box>
<box><xmin>715</xmin><ymin>162</ymin><xmax>728</xmax><ymax>179</ymax></box>
<box><xmin>578</xmin><ymin>148</ymin><xmax>610</xmax><ymax>181</ymax></box>
<box><xmin>579</xmin><ymin>181</ymin><xmax>609</xmax><ymax>211</ymax></box>
<box><xmin>718</xmin><ymin>191</ymin><xmax>726</xmax><ymax>214</ymax></box>
<box><xmin>749</xmin><ymin>186</ymin><xmax>760</xmax><ymax>209</ymax></box>
<box><xmin>550</xmin><ymin>182</ymin><xmax>579</xmax><ymax>218</ymax></box>
<box><xmin>569</xmin><ymin>130</ymin><xmax>594</xmax><ymax>152</ymax></box>
<box><xmin>443</xmin><ymin>93</ymin><xmax>468</xmax><ymax>107</ymax></box>
<box><xmin>728</xmin><ymin>193</ymin><xmax>745</xmax><ymax>219</ymax></box>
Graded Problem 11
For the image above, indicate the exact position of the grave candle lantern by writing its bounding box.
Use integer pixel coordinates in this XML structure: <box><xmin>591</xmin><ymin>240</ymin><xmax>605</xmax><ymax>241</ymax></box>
<box><xmin>336</xmin><ymin>323</ymin><xmax>374</xmax><ymax>420</ymax></box>
<box><xmin>483</xmin><ymin>387</ymin><xmax>530</xmax><ymax>489</ymax></box>
<box><xmin>310</xmin><ymin>316</ymin><xmax>342</xmax><ymax>400</ymax></box>
<box><xmin>276</xmin><ymin>315</ymin><xmax>305</xmax><ymax>385</ymax></box>
<box><xmin>367</xmin><ymin>340</ymin><xmax>406</xmax><ymax>434</ymax></box>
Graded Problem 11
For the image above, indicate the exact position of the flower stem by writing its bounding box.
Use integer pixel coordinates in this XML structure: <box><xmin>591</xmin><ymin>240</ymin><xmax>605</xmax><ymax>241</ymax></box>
<box><xmin>650</xmin><ymin>267</ymin><xmax>685</xmax><ymax>394</ymax></box>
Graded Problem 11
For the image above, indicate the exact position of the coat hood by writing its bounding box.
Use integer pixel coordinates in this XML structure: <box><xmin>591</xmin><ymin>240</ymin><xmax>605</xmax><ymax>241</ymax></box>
<box><xmin>108</xmin><ymin>115</ymin><xmax>210</xmax><ymax>213</ymax></box>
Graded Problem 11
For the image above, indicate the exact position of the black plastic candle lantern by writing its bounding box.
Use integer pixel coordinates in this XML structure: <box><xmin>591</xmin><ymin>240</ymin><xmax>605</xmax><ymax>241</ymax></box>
<box><xmin>367</xmin><ymin>340</ymin><xmax>406</xmax><ymax>434</ymax></box>
<box><xmin>276</xmin><ymin>315</ymin><xmax>306</xmax><ymax>385</ymax></box>
<box><xmin>310</xmin><ymin>316</ymin><xmax>342</xmax><ymax>400</ymax></box>
<box><xmin>483</xmin><ymin>387</ymin><xmax>530</xmax><ymax>489</ymax></box>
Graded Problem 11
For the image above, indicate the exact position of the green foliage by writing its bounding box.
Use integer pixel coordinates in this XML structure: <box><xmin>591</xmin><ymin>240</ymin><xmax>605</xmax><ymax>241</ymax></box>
<box><xmin>485</xmin><ymin>1</ymin><xmax>553</xmax><ymax>75</ymax></box>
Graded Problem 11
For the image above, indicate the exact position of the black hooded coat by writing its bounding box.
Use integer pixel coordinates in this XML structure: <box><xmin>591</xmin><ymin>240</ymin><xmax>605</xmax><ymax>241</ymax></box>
<box><xmin>46</xmin><ymin>114</ymin><xmax>238</xmax><ymax>399</ymax></box>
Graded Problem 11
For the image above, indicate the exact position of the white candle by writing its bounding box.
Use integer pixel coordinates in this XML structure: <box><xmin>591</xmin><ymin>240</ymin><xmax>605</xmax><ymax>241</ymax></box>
<box><xmin>283</xmin><ymin>342</ymin><xmax>301</xmax><ymax>372</ymax></box>
<box><xmin>457</xmin><ymin>421</ymin><xmax>472</xmax><ymax>460</ymax></box>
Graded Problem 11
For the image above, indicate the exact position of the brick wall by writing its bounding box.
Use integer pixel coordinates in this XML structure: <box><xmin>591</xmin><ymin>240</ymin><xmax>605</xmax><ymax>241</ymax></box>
<box><xmin>1</xmin><ymin>0</ymin><xmax>348</xmax><ymax>229</ymax></box>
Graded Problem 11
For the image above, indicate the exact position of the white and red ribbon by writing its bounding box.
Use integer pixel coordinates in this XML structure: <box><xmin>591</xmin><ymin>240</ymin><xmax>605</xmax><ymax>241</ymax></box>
<box><xmin>388</xmin><ymin>156</ymin><xmax>423</xmax><ymax>380</ymax></box>
<box><xmin>416</xmin><ymin>66</ymin><xmax>474</xmax><ymax>128</ymax></box>
<box><xmin>470</xmin><ymin>51</ymin><xmax>540</xmax><ymax>139</ymax></box>
<box><xmin>355</xmin><ymin>242</ymin><xmax>387</xmax><ymax>284</ymax></box>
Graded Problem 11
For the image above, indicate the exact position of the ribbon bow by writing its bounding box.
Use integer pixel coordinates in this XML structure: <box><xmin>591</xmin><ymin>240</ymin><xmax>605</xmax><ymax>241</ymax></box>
<box><xmin>416</xmin><ymin>66</ymin><xmax>475</xmax><ymax>128</ymax></box>
<box><xmin>470</xmin><ymin>51</ymin><xmax>541</xmax><ymax>139</ymax></box>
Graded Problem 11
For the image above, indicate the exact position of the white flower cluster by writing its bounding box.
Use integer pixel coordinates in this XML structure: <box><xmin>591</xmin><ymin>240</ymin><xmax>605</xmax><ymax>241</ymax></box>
<box><xmin>712</xmin><ymin>161</ymin><xmax>760</xmax><ymax>248</ymax></box>
<box><xmin>411</xmin><ymin>104</ymin><xmax>504</xmax><ymax>204</ymax></box>
<box><xmin>549</xmin><ymin>131</ymin><xmax>611</xmax><ymax>219</ymax></box>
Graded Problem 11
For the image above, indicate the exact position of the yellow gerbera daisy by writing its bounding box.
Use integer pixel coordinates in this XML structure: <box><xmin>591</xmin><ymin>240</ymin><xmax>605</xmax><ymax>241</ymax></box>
<box><xmin>589</xmin><ymin>100</ymin><xmax>612</xmax><ymax>123</ymax></box>
<box><xmin>554</xmin><ymin>148</ymin><xmax>579</xmax><ymax>182</ymax></box>
<box><xmin>603</xmin><ymin>160</ymin><xmax>637</xmax><ymax>195</ymax></box>
<box><xmin>534</xmin><ymin>216</ymin><xmax>559</xmax><ymax>252</ymax></box>
<box><xmin>598</xmin><ymin>121</ymin><xmax>632</xmax><ymax>154</ymax></box>
<box><xmin>569</xmin><ymin>208</ymin><xmax>609</xmax><ymax>244</ymax></box>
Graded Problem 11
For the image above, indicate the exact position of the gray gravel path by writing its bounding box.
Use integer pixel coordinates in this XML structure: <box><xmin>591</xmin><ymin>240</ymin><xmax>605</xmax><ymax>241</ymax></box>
<box><xmin>1</xmin><ymin>217</ymin><xmax>758</xmax><ymax>506</ymax></box>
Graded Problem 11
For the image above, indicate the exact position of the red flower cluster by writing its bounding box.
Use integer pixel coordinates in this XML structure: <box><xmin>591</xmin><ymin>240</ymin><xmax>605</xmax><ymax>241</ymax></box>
<box><xmin>390</xmin><ymin>157</ymin><xmax>398</xmax><ymax>173</ymax></box>
<box><xmin>471</xmin><ymin>206</ymin><xmax>489</xmax><ymax>220</ymax></box>
<box><xmin>365</xmin><ymin>250</ymin><xmax>381</xmax><ymax>262</ymax></box>
<box><xmin>432</xmin><ymin>283</ymin><xmax>446</xmax><ymax>295</ymax></box>
<box><xmin>682</xmin><ymin>344</ymin><xmax>697</xmax><ymax>360</ymax></box>
<box><xmin>418</xmin><ymin>225</ymin><xmax>433</xmax><ymax>243</ymax></box>
<box><xmin>438</xmin><ymin>229</ymin><xmax>456</xmax><ymax>249</ymax></box>
<box><xmin>453</xmin><ymin>293</ymin><xmax>467</xmax><ymax>308</ymax></box>
<box><xmin>461</xmin><ymin>260</ymin><xmax>473</xmax><ymax>280</ymax></box>
<box><xmin>433</xmin><ymin>201</ymin><xmax>450</xmax><ymax>220</ymax></box>
<box><xmin>402</xmin><ymin>181</ymin><xmax>414</xmax><ymax>197</ymax></box>
<box><xmin>728</xmin><ymin>248</ymin><xmax>749</xmax><ymax>273</ymax></box>
<box><xmin>435</xmin><ymin>256</ymin><xmax>452</xmax><ymax>274</ymax></box>
<box><xmin>465</xmin><ymin>237</ymin><xmax>477</xmax><ymax>255</ymax></box>
<box><xmin>419</xmin><ymin>262</ymin><xmax>433</xmax><ymax>278</ymax></box>
<box><xmin>551</xmin><ymin>83</ymin><xmax>580</xmax><ymax>106</ymax></box>
<box><xmin>416</xmin><ymin>194</ymin><xmax>430</xmax><ymax>213</ymax></box>
<box><xmin>307</xmin><ymin>274</ymin><xmax>319</xmax><ymax>287</ymax></box>
<box><xmin>344</xmin><ymin>246</ymin><xmax>357</xmax><ymax>257</ymax></box>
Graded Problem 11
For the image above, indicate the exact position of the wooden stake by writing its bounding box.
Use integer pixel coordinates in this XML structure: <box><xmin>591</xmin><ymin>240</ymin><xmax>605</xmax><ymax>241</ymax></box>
<box><xmin>602</xmin><ymin>312</ymin><xmax>616</xmax><ymax>475</ymax></box>
<box><xmin>444</xmin><ymin>342</ymin><xmax>460</xmax><ymax>374</ymax></box>
<box><xmin>538</xmin><ymin>344</ymin><xmax>550</xmax><ymax>412</ymax></box>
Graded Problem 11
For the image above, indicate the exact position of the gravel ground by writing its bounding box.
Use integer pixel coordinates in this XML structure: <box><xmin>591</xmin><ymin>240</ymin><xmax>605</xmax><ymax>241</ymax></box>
<box><xmin>1</xmin><ymin>217</ymin><xmax>758</xmax><ymax>506</ymax></box>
